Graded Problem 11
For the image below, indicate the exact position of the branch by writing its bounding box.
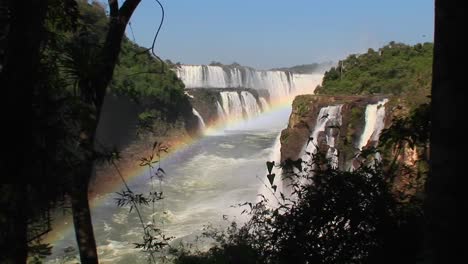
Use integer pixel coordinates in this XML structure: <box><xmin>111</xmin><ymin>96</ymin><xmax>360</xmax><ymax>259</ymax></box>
<box><xmin>108</xmin><ymin>0</ymin><xmax>119</xmax><ymax>17</ymax></box>
<box><xmin>93</xmin><ymin>0</ymin><xmax>141</xmax><ymax>109</ymax></box>
<box><xmin>119</xmin><ymin>0</ymin><xmax>141</xmax><ymax>22</ymax></box>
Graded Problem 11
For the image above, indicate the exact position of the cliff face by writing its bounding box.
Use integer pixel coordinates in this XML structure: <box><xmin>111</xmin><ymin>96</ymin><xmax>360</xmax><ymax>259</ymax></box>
<box><xmin>280</xmin><ymin>94</ymin><xmax>387</xmax><ymax>169</ymax></box>
<box><xmin>281</xmin><ymin>94</ymin><xmax>429</xmax><ymax>202</ymax></box>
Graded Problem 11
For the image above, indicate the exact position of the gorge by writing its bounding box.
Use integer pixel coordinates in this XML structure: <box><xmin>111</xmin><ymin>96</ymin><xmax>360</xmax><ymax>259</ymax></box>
<box><xmin>46</xmin><ymin>58</ymin><xmax>424</xmax><ymax>263</ymax></box>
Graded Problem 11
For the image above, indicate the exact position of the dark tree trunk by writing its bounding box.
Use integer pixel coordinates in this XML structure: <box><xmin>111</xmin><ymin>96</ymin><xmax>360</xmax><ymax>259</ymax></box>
<box><xmin>0</xmin><ymin>0</ymin><xmax>47</xmax><ymax>263</ymax></box>
<box><xmin>70</xmin><ymin>1</ymin><xmax>141</xmax><ymax>263</ymax></box>
<box><xmin>71</xmin><ymin>177</ymin><xmax>98</xmax><ymax>264</ymax></box>
<box><xmin>0</xmin><ymin>185</ymin><xmax>28</xmax><ymax>264</ymax></box>
<box><xmin>425</xmin><ymin>0</ymin><xmax>461</xmax><ymax>263</ymax></box>
<box><xmin>0</xmin><ymin>1</ymin><xmax>47</xmax><ymax>178</ymax></box>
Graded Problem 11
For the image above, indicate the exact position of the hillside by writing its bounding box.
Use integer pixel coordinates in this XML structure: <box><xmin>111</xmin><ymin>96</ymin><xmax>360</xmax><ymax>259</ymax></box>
<box><xmin>271</xmin><ymin>62</ymin><xmax>334</xmax><ymax>73</ymax></box>
<box><xmin>316</xmin><ymin>42</ymin><xmax>433</xmax><ymax>109</ymax></box>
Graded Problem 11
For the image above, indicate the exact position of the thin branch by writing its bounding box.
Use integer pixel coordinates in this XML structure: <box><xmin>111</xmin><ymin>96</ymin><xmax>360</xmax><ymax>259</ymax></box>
<box><xmin>150</xmin><ymin>0</ymin><xmax>165</xmax><ymax>58</ymax></box>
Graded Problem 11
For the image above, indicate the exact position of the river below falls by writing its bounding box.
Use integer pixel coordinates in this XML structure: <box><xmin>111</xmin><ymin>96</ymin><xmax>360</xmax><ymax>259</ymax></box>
<box><xmin>46</xmin><ymin>106</ymin><xmax>292</xmax><ymax>263</ymax></box>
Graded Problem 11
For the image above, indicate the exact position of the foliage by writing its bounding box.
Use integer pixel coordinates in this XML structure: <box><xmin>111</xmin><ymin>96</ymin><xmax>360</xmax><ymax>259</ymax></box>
<box><xmin>172</xmin><ymin>102</ymin><xmax>432</xmax><ymax>263</ymax></box>
<box><xmin>1</xmin><ymin>0</ymin><xmax>190</xmax><ymax>261</ymax></box>
<box><xmin>173</xmin><ymin>150</ymin><xmax>424</xmax><ymax>264</ymax></box>
<box><xmin>379</xmin><ymin>101</ymin><xmax>431</xmax><ymax>150</ymax></box>
<box><xmin>114</xmin><ymin>141</ymin><xmax>172</xmax><ymax>263</ymax></box>
<box><xmin>317</xmin><ymin>42</ymin><xmax>433</xmax><ymax>108</ymax></box>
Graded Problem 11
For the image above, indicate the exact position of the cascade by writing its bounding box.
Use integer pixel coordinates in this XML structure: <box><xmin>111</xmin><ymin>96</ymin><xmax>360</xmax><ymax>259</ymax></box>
<box><xmin>220</xmin><ymin>92</ymin><xmax>244</xmax><ymax>120</ymax></box>
<box><xmin>216</xmin><ymin>101</ymin><xmax>226</xmax><ymax>121</ymax></box>
<box><xmin>192</xmin><ymin>108</ymin><xmax>206</xmax><ymax>129</ymax></box>
<box><xmin>357</xmin><ymin>99</ymin><xmax>389</xmax><ymax>150</ymax></box>
<box><xmin>240</xmin><ymin>91</ymin><xmax>261</xmax><ymax>119</ymax></box>
<box><xmin>259</xmin><ymin>97</ymin><xmax>269</xmax><ymax>111</ymax></box>
<box><xmin>370</xmin><ymin>99</ymin><xmax>388</xmax><ymax>142</ymax></box>
<box><xmin>175</xmin><ymin>65</ymin><xmax>323</xmax><ymax>101</ymax></box>
<box><xmin>302</xmin><ymin>105</ymin><xmax>343</xmax><ymax>167</ymax></box>
<box><xmin>219</xmin><ymin>91</ymin><xmax>263</xmax><ymax>121</ymax></box>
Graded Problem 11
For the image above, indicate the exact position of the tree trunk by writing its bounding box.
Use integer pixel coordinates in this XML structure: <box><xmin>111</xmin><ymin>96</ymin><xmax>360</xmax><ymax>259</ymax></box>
<box><xmin>0</xmin><ymin>0</ymin><xmax>47</xmax><ymax>262</ymax></box>
<box><xmin>70</xmin><ymin>1</ymin><xmax>141</xmax><ymax>263</ymax></box>
<box><xmin>425</xmin><ymin>0</ymin><xmax>461</xmax><ymax>263</ymax></box>
<box><xmin>71</xmin><ymin>177</ymin><xmax>98</xmax><ymax>264</ymax></box>
<box><xmin>0</xmin><ymin>185</ymin><xmax>28</xmax><ymax>264</ymax></box>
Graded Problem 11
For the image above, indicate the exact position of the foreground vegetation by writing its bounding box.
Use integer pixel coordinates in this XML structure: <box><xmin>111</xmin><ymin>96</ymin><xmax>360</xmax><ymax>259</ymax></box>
<box><xmin>170</xmin><ymin>102</ymin><xmax>430</xmax><ymax>264</ymax></box>
<box><xmin>1</xmin><ymin>0</ymin><xmax>193</xmax><ymax>263</ymax></box>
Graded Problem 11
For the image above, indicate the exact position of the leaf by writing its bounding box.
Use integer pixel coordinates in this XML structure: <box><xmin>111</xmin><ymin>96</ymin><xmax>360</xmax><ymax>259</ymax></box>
<box><xmin>267</xmin><ymin>173</ymin><xmax>276</xmax><ymax>186</ymax></box>
<box><xmin>293</xmin><ymin>158</ymin><xmax>302</xmax><ymax>171</ymax></box>
<box><xmin>266</xmin><ymin>161</ymin><xmax>275</xmax><ymax>174</ymax></box>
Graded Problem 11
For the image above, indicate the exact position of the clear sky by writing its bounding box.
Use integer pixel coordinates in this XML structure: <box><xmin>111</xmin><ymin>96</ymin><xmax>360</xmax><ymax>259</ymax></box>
<box><xmin>123</xmin><ymin>0</ymin><xmax>434</xmax><ymax>70</ymax></box>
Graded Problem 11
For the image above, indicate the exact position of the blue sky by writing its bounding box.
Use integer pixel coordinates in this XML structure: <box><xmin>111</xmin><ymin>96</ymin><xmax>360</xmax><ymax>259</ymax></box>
<box><xmin>123</xmin><ymin>0</ymin><xmax>434</xmax><ymax>70</ymax></box>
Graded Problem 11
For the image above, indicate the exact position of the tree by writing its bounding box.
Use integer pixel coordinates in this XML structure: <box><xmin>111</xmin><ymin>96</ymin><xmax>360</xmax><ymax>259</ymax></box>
<box><xmin>65</xmin><ymin>1</ymin><xmax>142</xmax><ymax>263</ymax></box>
<box><xmin>0</xmin><ymin>0</ymin><xmax>49</xmax><ymax>262</ymax></box>
<box><xmin>424</xmin><ymin>0</ymin><xmax>460</xmax><ymax>263</ymax></box>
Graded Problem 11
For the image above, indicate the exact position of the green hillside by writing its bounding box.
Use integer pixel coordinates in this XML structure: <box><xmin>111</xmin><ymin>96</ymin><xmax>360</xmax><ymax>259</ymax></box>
<box><xmin>316</xmin><ymin>42</ymin><xmax>433</xmax><ymax>108</ymax></box>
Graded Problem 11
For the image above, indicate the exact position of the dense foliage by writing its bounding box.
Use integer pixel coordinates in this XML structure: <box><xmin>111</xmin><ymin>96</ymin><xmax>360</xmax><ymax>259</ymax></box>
<box><xmin>172</xmin><ymin>150</ymin><xmax>425</xmax><ymax>264</ymax></box>
<box><xmin>317</xmin><ymin>42</ymin><xmax>433</xmax><ymax>107</ymax></box>
<box><xmin>1</xmin><ymin>0</ymin><xmax>193</xmax><ymax>262</ymax></box>
<box><xmin>70</xmin><ymin>1</ymin><xmax>191</xmax><ymax>123</ymax></box>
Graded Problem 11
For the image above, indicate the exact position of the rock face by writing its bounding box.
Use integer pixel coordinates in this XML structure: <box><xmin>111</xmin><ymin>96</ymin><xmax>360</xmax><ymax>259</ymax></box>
<box><xmin>280</xmin><ymin>94</ymin><xmax>388</xmax><ymax>169</ymax></box>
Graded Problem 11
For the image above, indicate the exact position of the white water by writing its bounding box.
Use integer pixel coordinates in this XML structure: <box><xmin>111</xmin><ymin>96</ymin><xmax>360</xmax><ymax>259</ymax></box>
<box><xmin>192</xmin><ymin>108</ymin><xmax>206</xmax><ymax>129</ymax></box>
<box><xmin>220</xmin><ymin>92</ymin><xmax>244</xmax><ymax>120</ymax></box>
<box><xmin>215</xmin><ymin>101</ymin><xmax>226</xmax><ymax>121</ymax></box>
<box><xmin>302</xmin><ymin>105</ymin><xmax>344</xmax><ymax>167</ymax></box>
<box><xmin>357</xmin><ymin>99</ymin><xmax>389</xmax><ymax>150</ymax></box>
<box><xmin>175</xmin><ymin>65</ymin><xmax>323</xmax><ymax>101</ymax></box>
<box><xmin>240</xmin><ymin>91</ymin><xmax>261</xmax><ymax>119</ymax></box>
<box><xmin>217</xmin><ymin>91</ymin><xmax>262</xmax><ymax>122</ymax></box>
<box><xmin>47</xmin><ymin>66</ymin><xmax>325</xmax><ymax>264</ymax></box>
<box><xmin>259</xmin><ymin>97</ymin><xmax>270</xmax><ymax>111</ymax></box>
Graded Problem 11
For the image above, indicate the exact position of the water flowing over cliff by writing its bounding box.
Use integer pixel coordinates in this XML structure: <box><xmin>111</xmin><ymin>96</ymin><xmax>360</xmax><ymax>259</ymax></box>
<box><xmin>192</xmin><ymin>108</ymin><xmax>206</xmax><ymax>129</ymax></box>
<box><xmin>186</xmin><ymin>88</ymin><xmax>266</xmax><ymax>130</ymax></box>
<box><xmin>301</xmin><ymin>104</ymin><xmax>344</xmax><ymax>168</ymax></box>
<box><xmin>357</xmin><ymin>99</ymin><xmax>389</xmax><ymax>150</ymax></box>
<box><xmin>174</xmin><ymin>65</ymin><xmax>322</xmax><ymax>101</ymax></box>
<box><xmin>280</xmin><ymin>95</ymin><xmax>390</xmax><ymax>170</ymax></box>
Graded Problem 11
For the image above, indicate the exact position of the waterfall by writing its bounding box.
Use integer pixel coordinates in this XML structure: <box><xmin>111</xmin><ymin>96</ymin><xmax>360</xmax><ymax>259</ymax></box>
<box><xmin>259</xmin><ymin>97</ymin><xmax>269</xmax><ymax>111</ymax></box>
<box><xmin>192</xmin><ymin>108</ymin><xmax>206</xmax><ymax>129</ymax></box>
<box><xmin>357</xmin><ymin>99</ymin><xmax>389</xmax><ymax>150</ymax></box>
<box><xmin>370</xmin><ymin>99</ymin><xmax>388</xmax><ymax>142</ymax></box>
<box><xmin>219</xmin><ymin>92</ymin><xmax>244</xmax><ymax>120</ymax></box>
<box><xmin>216</xmin><ymin>101</ymin><xmax>226</xmax><ymax>121</ymax></box>
<box><xmin>175</xmin><ymin>65</ymin><xmax>323</xmax><ymax>102</ymax></box>
<box><xmin>240</xmin><ymin>91</ymin><xmax>261</xmax><ymax>119</ymax></box>
<box><xmin>302</xmin><ymin>105</ymin><xmax>343</xmax><ymax>168</ymax></box>
<box><xmin>219</xmin><ymin>91</ymin><xmax>263</xmax><ymax>121</ymax></box>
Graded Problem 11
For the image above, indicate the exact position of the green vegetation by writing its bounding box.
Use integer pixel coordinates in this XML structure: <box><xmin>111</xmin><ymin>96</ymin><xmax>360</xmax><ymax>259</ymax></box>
<box><xmin>171</xmin><ymin>103</ymin><xmax>431</xmax><ymax>263</ymax></box>
<box><xmin>292</xmin><ymin>96</ymin><xmax>312</xmax><ymax>116</ymax></box>
<box><xmin>271</xmin><ymin>62</ymin><xmax>333</xmax><ymax>73</ymax></box>
<box><xmin>317</xmin><ymin>42</ymin><xmax>433</xmax><ymax>108</ymax></box>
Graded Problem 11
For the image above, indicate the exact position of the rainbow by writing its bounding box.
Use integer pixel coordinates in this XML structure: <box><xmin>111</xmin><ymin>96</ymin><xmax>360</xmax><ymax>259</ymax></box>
<box><xmin>43</xmin><ymin>92</ymin><xmax>315</xmax><ymax>248</ymax></box>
